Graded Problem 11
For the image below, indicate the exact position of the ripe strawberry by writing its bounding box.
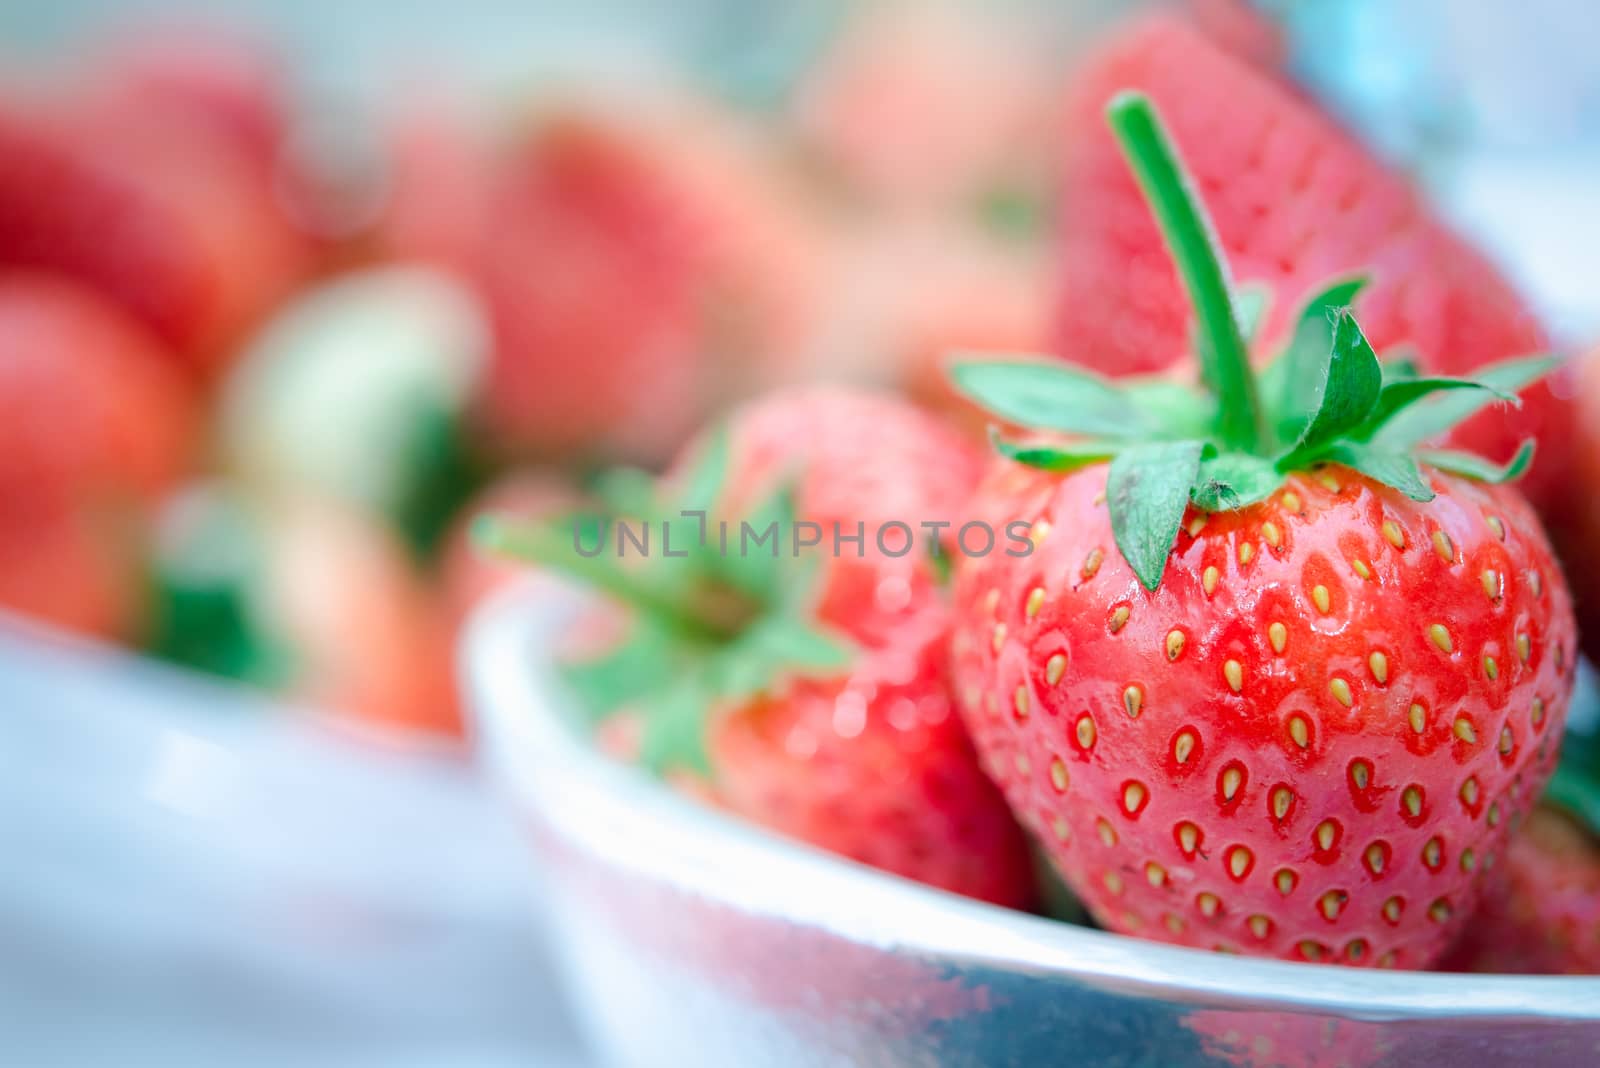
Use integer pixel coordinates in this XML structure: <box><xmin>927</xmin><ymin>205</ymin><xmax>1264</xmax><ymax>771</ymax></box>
<box><xmin>949</xmin><ymin>94</ymin><xmax>1575</xmax><ymax>967</ymax></box>
<box><xmin>0</xmin><ymin>90</ymin><xmax>307</xmax><ymax>377</ymax></box>
<box><xmin>483</xmin><ymin>387</ymin><xmax>1037</xmax><ymax>908</ymax></box>
<box><xmin>1551</xmin><ymin>344</ymin><xmax>1600</xmax><ymax>661</ymax></box>
<box><xmin>1053</xmin><ymin>14</ymin><xmax>1572</xmax><ymax>512</ymax></box>
<box><xmin>0</xmin><ymin>273</ymin><xmax>199</xmax><ymax>640</ymax></box>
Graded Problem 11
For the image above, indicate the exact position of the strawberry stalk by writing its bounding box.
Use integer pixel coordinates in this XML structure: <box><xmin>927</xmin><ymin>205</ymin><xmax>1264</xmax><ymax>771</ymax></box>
<box><xmin>1107</xmin><ymin>92</ymin><xmax>1263</xmax><ymax>454</ymax></box>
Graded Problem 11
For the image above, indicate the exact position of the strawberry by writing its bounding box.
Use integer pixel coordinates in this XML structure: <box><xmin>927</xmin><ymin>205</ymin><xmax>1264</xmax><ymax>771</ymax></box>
<box><xmin>0</xmin><ymin>273</ymin><xmax>199</xmax><ymax>640</ymax></box>
<box><xmin>949</xmin><ymin>94</ymin><xmax>1575</xmax><ymax>967</ymax></box>
<box><xmin>1551</xmin><ymin>344</ymin><xmax>1600</xmax><ymax>661</ymax></box>
<box><xmin>0</xmin><ymin>89</ymin><xmax>307</xmax><ymax>377</ymax></box>
<box><xmin>1052</xmin><ymin>14</ymin><xmax>1573</xmax><ymax>513</ymax></box>
<box><xmin>482</xmin><ymin>387</ymin><xmax>1037</xmax><ymax>908</ymax></box>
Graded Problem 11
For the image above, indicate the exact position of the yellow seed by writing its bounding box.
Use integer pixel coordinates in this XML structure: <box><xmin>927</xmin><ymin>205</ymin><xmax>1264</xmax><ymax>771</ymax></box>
<box><xmin>1481</xmin><ymin>570</ymin><xmax>1502</xmax><ymax>601</ymax></box>
<box><xmin>1104</xmin><ymin>871</ymin><xmax>1124</xmax><ymax>896</ymax></box>
<box><xmin>1423</xmin><ymin>838</ymin><xmax>1442</xmax><ymax>869</ymax></box>
<box><xmin>1147</xmin><ymin>861</ymin><xmax>1167</xmax><ymax>887</ymax></box>
<box><xmin>1025</xmin><ymin>587</ymin><xmax>1046</xmax><ymax>619</ymax></box>
<box><xmin>1271</xmin><ymin>786</ymin><xmax>1293</xmax><ymax>821</ymax></box>
<box><xmin>1487</xmin><ymin>515</ymin><xmax>1506</xmax><ymax>540</ymax></box>
<box><xmin>1483</xmin><ymin>656</ymin><xmax>1499</xmax><ymax>681</ymax></box>
<box><xmin>1165</xmin><ymin>629</ymin><xmax>1186</xmax><ymax>661</ymax></box>
<box><xmin>1029</xmin><ymin>519</ymin><xmax>1052</xmax><ymax>549</ymax></box>
<box><xmin>1051</xmin><ymin>816</ymin><xmax>1070</xmax><ymax>841</ymax></box>
<box><xmin>1221</xmin><ymin>766</ymin><xmax>1243</xmax><ymax>801</ymax></box>
<box><xmin>992</xmin><ymin>623</ymin><xmax>1008</xmax><ymax>653</ymax></box>
<box><xmin>1516</xmin><ymin>634</ymin><xmax>1530</xmax><ymax>662</ymax></box>
<box><xmin>1164</xmin><ymin>913</ymin><xmax>1186</xmax><ymax>935</ymax></box>
<box><xmin>1433</xmin><ymin>529</ymin><xmax>1455</xmax><ymax>563</ymax></box>
<box><xmin>1122</xmin><ymin>685</ymin><xmax>1143</xmax><ymax>718</ymax></box>
<box><xmin>1097</xmin><ymin>819</ymin><xmax>1117</xmax><ymax>847</ymax></box>
<box><xmin>1289</xmin><ymin>715</ymin><xmax>1310</xmax><ymax>749</ymax></box>
<box><xmin>1429</xmin><ymin>898</ymin><xmax>1453</xmax><ymax>923</ymax></box>
<box><xmin>1299</xmin><ymin>941</ymin><xmax>1325</xmax><ymax>962</ymax></box>
<box><xmin>1499</xmin><ymin>726</ymin><xmax>1514</xmax><ymax>756</ymax></box>
<box><xmin>1076</xmin><ymin>715</ymin><xmax>1097</xmax><ymax>750</ymax></box>
<box><xmin>1428</xmin><ymin>623</ymin><xmax>1453</xmax><ymax>654</ymax></box>
<box><xmin>1318</xmin><ymin>472</ymin><xmax>1341</xmax><ymax>493</ymax></box>
<box><xmin>1319</xmin><ymin>890</ymin><xmax>1347</xmax><ymax>921</ymax></box>
<box><xmin>1350</xmin><ymin>760</ymin><xmax>1371</xmax><ymax>790</ymax></box>
<box><xmin>1460</xmin><ymin>777</ymin><xmax>1480</xmax><ymax>808</ymax></box>
<box><xmin>1123</xmin><ymin>781</ymin><xmax>1146</xmax><ymax>814</ymax></box>
<box><xmin>1093</xmin><ymin>493</ymin><xmax>1106</xmax><ymax>506</ymax></box>
<box><xmin>1015</xmin><ymin>753</ymin><xmax>1030</xmax><ymax>776</ymax></box>
<box><xmin>1382</xmin><ymin>520</ymin><xmax>1405</xmax><ymax>549</ymax></box>
<box><xmin>1046</xmin><ymin>653</ymin><xmax>1067</xmax><ymax>686</ymax></box>
<box><xmin>1402</xmin><ymin>786</ymin><xmax>1423</xmax><ymax>818</ymax></box>
<box><xmin>1082</xmin><ymin>548</ymin><xmax>1104</xmax><ymax>580</ymax></box>
<box><xmin>1197</xmin><ymin>892</ymin><xmax>1220</xmax><ymax>918</ymax></box>
<box><xmin>1282</xmin><ymin>491</ymin><xmax>1302</xmax><ymax>513</ymax></box>
<box><xmin>1202</xmin><ymin>565</ymin><xmax>1220</xmax><ymax>595</ymax></box>
<box><xmin>1532</xmin><ymin>697</ymin><xmax>1546</xmax><ymax>727</ymax></box>
<box><xmin>1049</xmin><ymin>757</ymin><xmax>1069</xmax><ymax>793</ymax></box>
<box><xmin>1460</xmin><ymin>848</ymin><xmax>1477</xmax><ymax>872</ymax></box>
<box><xmin>1262</xmin><ymin>522</ymin><xmax>1281</xmax><ymax>548</ymax></box>
<box><xmin>1409</xmin><ymin>703</ymin><xmax>1427</xmax><ymax>734</ymax></box>
<box><xmin>1174</xmin><ymin>730</ymin><xmax>1197</xmax><ymax>764</ymax></box>
<box><xmin>983</xmin><ymin>588</ymin><xmax>1000</xmax><ymax>615</ymax></box>
<box><xmin>1109</xmin><ymin>605</ymin><xmax>1131</xmax><ymax>633</ymax></box>
<box><xmin>1013</xmin><ymin>685</ymin><xmax>1030</xmax><ymax>719</ymax></box>
<box><xmin>1238</xmin><ymin>542</ymin><xmax>1254</xmax><ymax>565</ymax></box>
<box><xmin>1352</xmin><ymin>558</ymin><xmax>1373</xmax><ymax>580</ymax></box>
<box><xmin>1329</xmin><ymin>677</ymin><xmax>1353</xmax><ymax>707</ymax></box>
<box><xmin>1228</xmin><ymin>847</ymin><xmax>1253</xmax><ymax>879</ymax></box>
<box><xmin>983</xmin><ymin>693</ymin><xmax>998</xmax><ymax>718</ymax></box>
<box><xmin>1346</xmin><ymin>939</ymin><xmax>1368</xmax><ymax>962</ymax></box>
<box><xmin>1365</xmin><ymin>843</ymin><xmax>1386</xmax><ymax>875</ymax></box>
<box><xmin>1248</xmin><ymin>914</ymin><xmax>1272</xmax><ymax>939</ymax></box>
<box><xmin>1453</xmin><ymin>717</ymin><xmax>1477</xmax><ymax>744</ymax></box>
<box><xmin>1315</xmin><ymin>820</ymin><xmax>1337</xmax><ymax>852</ymax></box>
<box><xmin>1383</xmin><ymin>897</ymin><xmax>1403</xmax><ymax>923</ymax></box>
<box><xmin>1187</xmin><ymin>515</ymin><xmax>1206</xmax><ymax>537</ymax></box>
<box><xmin>1530</xmin><ymin>571</ymin><xmax>1543</xmax><ymax>597</ymax></box>
<box><xmin>1275</xmin><ymin>869</ymin><xmax>1298</xmax><ymax>896</ymax></box>
<box><xmin>1177</xmin><ymin>822</ymin><xmax>1199</xmax><ymax>855</ymax></box>
<box><xmin>1268</xmin><ymin>621</ymin><xmax>1287</xmax><ymax>654</ymax></box>
<box><xmin>1368</xmin><ymin>652</ymin><xmax>1388</xmax><ymax>684</ymax></box>
<box><xmin>1224</xmin><ymin>659</ymin><xmax>1243</xmax><ymax>693</ymax></box>
<box><xmin>1312</xmin><ymin>584</ymin><xmax>1331</xmax><ymax>613</ymax></box>
<box><xmin>1488</xmin><ymin>802</ymin><xmax>1501</xmax><ymax>827</ymax></box>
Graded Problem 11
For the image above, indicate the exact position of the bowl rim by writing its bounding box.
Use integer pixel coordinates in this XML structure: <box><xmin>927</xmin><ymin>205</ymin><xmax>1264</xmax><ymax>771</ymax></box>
<box><xmin>465</xmin><ymin>583</ymin><xmax>1600</xmax><ymax>1022</ymax></box>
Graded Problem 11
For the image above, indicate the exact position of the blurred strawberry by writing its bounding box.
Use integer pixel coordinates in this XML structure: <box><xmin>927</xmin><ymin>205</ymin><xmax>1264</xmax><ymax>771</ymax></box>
<box><xmin>0</xmin><ymin>273</ymin><xmax>199</xmax><ymax>640</ymax></box>
<box><xmin>1053</xmin><ymin>14</ymin><xmax>1572</xmax><ymax>511</ymax></box>
<box><xmin>149</xmin><ymin>488</ymin><xmax>462</xmax><ymax>737</ymax></box>
<box><xmin>1550</xmin><ymin>345</ymin><xmax>1600</xmax><ymax>661</ymax></box>
<box><xmin>0</xmin><ymin>88</ymin><xmax>308</xmax><ymax>377</ymax></box>
<box><xmin>438</xmin><ymin>470</ymin><xmax>580</xmax><ymax>627</ymax></box>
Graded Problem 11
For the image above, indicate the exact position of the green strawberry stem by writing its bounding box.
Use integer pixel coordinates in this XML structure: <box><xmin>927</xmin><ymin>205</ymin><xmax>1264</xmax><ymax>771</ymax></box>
<box><xmin>1107</xmin><ymin>92</ymin><xmax>1264</xmax><ymax>454</ymax></box>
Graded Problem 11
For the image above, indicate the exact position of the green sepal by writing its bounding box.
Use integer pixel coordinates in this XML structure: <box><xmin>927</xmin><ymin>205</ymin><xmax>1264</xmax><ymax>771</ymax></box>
<box><xmin>1261</xmin><ymin>275</ymin><xmax>1370</xmax><ymax>439</ymax></box>
<box><xmin>1322</xmin><ymin>443</ymin><xmax>1435</xmax><ymax>502</ymax></box>
<box><xmin>1285</xmin><ymin>309</ymin><xmax>1383</xmax><ymax>459</ymax></box>
<box><xmin>1355</xmin><ymin>376</ymin><xmax>1519</xmax><ymax>442</ymax></box>
<box><xmin>1233</xmin><ymin>283</ymin><xmax>1272</xmax><ymax>343</ymax></box>
<box><xmin>950</xmin><ymin>358</ymin><xmax>1154</xmax><ymax>439</ymax></box>
<box><xmin>1419</xmin><ymin>439</ymin><xmax>1537</xmax><ymax>484</ymax></box>
<box><xmin>1109</xmin><ymin>440</ymin><xmax>1205</xmax><ymax>590</ymax></box>
<box><xmin>1192</xmin><ymin>451</ymin><xmax>1282</xmax><ymax>512</ymax></box>
<box><xmin>1369</xmin><ymin>355</ymin><xmax>1556</xmax><ymax>450</ymax></box>
<box><xmin>638</xmin><ymin>673</ymin><xmax>717</xmax><ymax>776</ymax></box>
<box><xmin>991</xmin><ymin>430</ymin><xmax>1121</xmax><ymax>472</ymax></box>
<box><xmin>561</xmin><ymin>617</ymin><xmax>703</xmax><ymax>726</ymax></box>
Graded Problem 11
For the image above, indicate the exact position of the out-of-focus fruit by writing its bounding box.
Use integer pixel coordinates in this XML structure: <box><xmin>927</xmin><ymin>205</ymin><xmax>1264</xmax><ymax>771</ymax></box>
<box><xmin>0</xmin><ymin>492</ymin><xmax>145</xmax><ymax>642</ymax></box>
<box><xmin>149</xmin><ymin>488</ymin><xmax>462</xmax><ymax>737</ymax></box>
<box><xmin>1552</xmin><ymin>345</ymin><xmax>1600</xmax><ymax>662</ymax></box>
<box><xmin>221</xmin><ymin>265</ymin><xmax>489</xmax><ymax>554</ymax></box>
<box><xmin>439</xmin><ymin>470</ymin><xmax>580</xmax><ymax>626</ymax></box>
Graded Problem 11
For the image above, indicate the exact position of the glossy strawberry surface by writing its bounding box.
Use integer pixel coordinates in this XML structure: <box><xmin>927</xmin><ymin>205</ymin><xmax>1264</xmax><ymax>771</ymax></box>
<box><xmin>952</xmin><ymin>461</ymin><xmax>1575</xmax><ymax>966</ymax></box>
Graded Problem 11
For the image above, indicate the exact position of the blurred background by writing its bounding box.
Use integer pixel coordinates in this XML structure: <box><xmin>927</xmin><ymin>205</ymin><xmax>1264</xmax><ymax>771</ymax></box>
<box><xmin>1</xmin><ymin>0</ymin><xmax>1596</xmax><ymax>1063</ymax></box>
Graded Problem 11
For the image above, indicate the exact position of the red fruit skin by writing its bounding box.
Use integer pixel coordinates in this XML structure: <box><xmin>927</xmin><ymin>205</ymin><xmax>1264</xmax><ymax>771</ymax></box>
<box><xmin>674</xmin><ymin>388</ymin><xmax>1038</xmax><ymax>909</ymax></box>
<box><xmin>0</xmin><ymin>94</ymin><xmax>307</xmax><ymax>377</ymax></box>
<box><xmin>1550</xmin><ymin>346</ymin><xmax>1600</xmax><ymax>662</ymax></box>
<box><xmin>0</xmin><ymin>274</ymin><xmax>199</xmax><ymax>640</ymax></box>
<box><xmin>1444</xmin><ymin>805</ymin><xmax>1600</xmax><ymax>975</ymax></box>
<box><xmin>952</xmin><ymin>461</ymin><xmax>1574</xmax><ymax>966</ymax></box>
<box><xmin>1054</xmin><ymin>15</ymin><xmax>1573</xmax><ymax>510</ymax></box>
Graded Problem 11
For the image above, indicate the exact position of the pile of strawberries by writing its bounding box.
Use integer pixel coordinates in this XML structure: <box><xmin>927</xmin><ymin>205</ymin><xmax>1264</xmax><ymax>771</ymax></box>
<box><xmin>486</xmin><ymin>11</ymin><xmax>1600</xmax><ymax>976</ymax></box>
<box><xmin>3</xmin><ymin>7</ymin><xmax>1597</xmax><ymax>974</ymax></box>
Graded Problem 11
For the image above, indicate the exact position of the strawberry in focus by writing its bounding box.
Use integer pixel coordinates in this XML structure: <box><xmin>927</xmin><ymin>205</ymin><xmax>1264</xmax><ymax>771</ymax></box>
<box><xmin>483</xmin><ymin>387</ymin><xmax>1037</xmax><ymax>908</ymax></box>
<box><xmin>1052</xmin><ymin>14</ymin><xmax>1572</xmax><ymax>512</ymax></box>
<box><xmin>949</xmin><ymin>94</ymin><xmax>1575</xmax><ymax>967</ymax></box>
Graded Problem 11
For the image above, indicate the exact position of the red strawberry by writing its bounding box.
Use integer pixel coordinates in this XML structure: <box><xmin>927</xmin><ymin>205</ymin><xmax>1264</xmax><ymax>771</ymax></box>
<box><xmin>1551</xmin><ymin>344</ymin><xmax>1600</xmax><ymax>660</ymax></box>
<box><xmin>0</xmin><ymin>91</ymin><xmax>307</xmax><ymax>377</ymax></box>
<box><xmin>949</xmin><ymin>94</ymin><xmax>1575</xmax><ymax>967</ymax></box>
<box><xmin>484</xmin><ymin>387</ymin><xmax>1037</xmax><ymax>908</ymax></box>
<box><xmin>1053</xmin><ymin>14</ymin><xmax>1572</xmax><ymax>512</ymax></box>
<box><xmin>1444</xmin><ymin>805</ymin><xmax>1600</xmax><ymax>974</ymax></box>
<box><xmin>0</xmin><ymin>273</ymin><xmax>199</xmax><ymax>640</ymax></box>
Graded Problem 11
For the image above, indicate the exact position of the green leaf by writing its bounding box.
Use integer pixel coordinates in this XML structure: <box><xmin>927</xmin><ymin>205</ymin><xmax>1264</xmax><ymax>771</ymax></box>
<box><xmin>1108</xmin><ymin>440</ymin><xmax>1205</xmax><ymax>590</ymax></box>
<box><xmin>1191</xmin><ymin>451</ymin><xmax>1283</xmax><ymax>511</ymax></box>
<box><xmin>1106</xmin><ymin>93</ymin><xmax>1263</xmax><ymax>453</ymax></box>
<box><xmin>1370</xmin><ymin>354</ymin><xmax>1556</xmax><ymax>450</ymax></box>
<box><xmin>707</xmin><ymin>483</ymin><xmax>796</xmax><ymax>606</ymax></box>
<box><xmin>992</xmin><ymin>432</ymin><xmax>1121</xmax><ymax>472</ymax></box>
<box><xmin>1286</xmin><ymin>310</ymin><xmax>1383</xmax><ymax>458</ymax></box>
<box><xmin>732</xmin><ymin>617</ymin><xmax>853</xmax><ymax>680</ymax></box>
<box><xmin>950</xmin><ymin>358</ymin><xmax>1151</xmax><ymax>439</ymax></box>
<box><xmin>591</xmin><ymin>466</ymin><xmax>658</xmax><ymax>517</ymax></box>
<box><xmin>1233</xmin><ymin>283</ymin><xmax>1272</xmax><ymax>343</ymax></box>
<box><xmin>1355</xmin><ymin>377</ymin><xmax>1519</xmax><ymax>441</ymax></box>
<box><xmin>1419</xmin><ymin>439</ymin><xmax>1537</xmax><ymax>484</ymax></box>
<box><xmin>638</xmin><ymin>674</ymin><xmax>716</xmax><ymax>776</ymax></box>
<box><xmin>562</xmin><ymin>618</ymin><xmax>698</xmax><ymax>724</ymax></box>
<box><xmin>1262</xmin><ymin>276</ymin><xmax>1370</xmax><ymax>439</ymax></box>
<box><xmin>1124</xmin><ymin>379</ymin><xmax>1217</xmax><ymax>438</ymax></box>
<box><xmin>1382</xmin><ymin>349</ymin><xmax>1422</xmax><ymax>380</ymax></box>
<box><xmin>1322</xmin><ymin>443</ymin><xmax>1435</xmax><ymax>501</ymax></box>
<box><xmin>678</xmin><ymin>424</ymin><xmax>731</xmax><ymax>513</ymax></box>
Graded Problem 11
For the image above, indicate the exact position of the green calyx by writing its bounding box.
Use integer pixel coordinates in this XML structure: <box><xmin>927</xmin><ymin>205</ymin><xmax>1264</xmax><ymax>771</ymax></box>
<box><xmin>475</xmin><ymin>428</ymin><xmax>851</xmax><ymax>776</ymax></box>
<box><xmin>951</xmin><ymin>91</ymin><xmax>1556</xmax><ymax>591</ymax></box>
